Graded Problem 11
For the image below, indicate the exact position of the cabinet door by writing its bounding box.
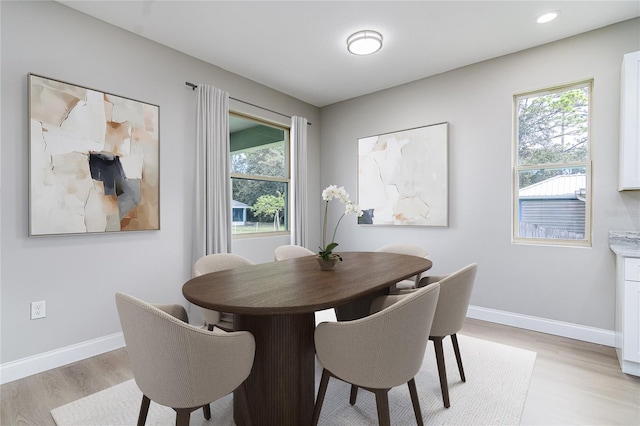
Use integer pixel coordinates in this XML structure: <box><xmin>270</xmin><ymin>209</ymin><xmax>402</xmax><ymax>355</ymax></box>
<box><xmin>619</xmin><ymin>51</ymin><xmax>640</xmax><ymax>190</ymax></box>
<box><xmin>623</xmin><ymin>279</ymin><xmax>640</xmax><ymax>362</ymax></box>
<box><xmin>625</xmin><ymin>257</ymin><xmax>640</xmax><ymax>282</ymax></box>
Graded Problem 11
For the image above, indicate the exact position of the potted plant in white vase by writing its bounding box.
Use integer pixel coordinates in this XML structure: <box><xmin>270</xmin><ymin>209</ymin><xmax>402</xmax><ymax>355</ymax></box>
<box><xmin>317</xmin><ymin>185</ymin><xmax>362</xmax><ymax>270</ymax></box>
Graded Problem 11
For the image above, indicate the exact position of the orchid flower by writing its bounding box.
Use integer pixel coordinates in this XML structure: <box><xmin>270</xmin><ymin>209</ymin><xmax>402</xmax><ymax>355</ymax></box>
<box><xmin>319</xmin><ymin>185</ymin><xmax>363</xmax><ymax>261</ymax></box>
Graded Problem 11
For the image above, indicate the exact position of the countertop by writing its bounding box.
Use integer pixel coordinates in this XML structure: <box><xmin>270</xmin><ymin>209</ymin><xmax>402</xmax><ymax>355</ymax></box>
<box><xmin>610</xmin><ymin>230</ymin><xmax>640</xmax><ymax>258</ymax></box>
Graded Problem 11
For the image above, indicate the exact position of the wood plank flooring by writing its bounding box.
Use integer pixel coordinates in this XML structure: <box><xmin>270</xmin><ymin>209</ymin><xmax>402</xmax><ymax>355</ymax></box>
<box><xmin>1</xmin><ymin>348</ymin><xmax>132</xmax><ymax>426</ymax></box>
<box><xmin>1</xmin><ymin>318</ymin><xmax>638</xmax><ymax>425</ymax></box>
<box><xmin>463</xmin><ymin>319</ymin><xmax>639</xmax><ymax>425</ymax></box>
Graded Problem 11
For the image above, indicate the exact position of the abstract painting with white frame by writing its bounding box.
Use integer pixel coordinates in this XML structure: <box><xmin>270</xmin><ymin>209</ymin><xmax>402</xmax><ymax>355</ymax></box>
<box><xmin>29</xmin><ymin>74</ymin><xmax>160</xmax><ymax>236</ymax></box>
<box><xmin>358</xmin><ymin>122</ymin><xmax>448</xmax><ymax>227</ymax></box>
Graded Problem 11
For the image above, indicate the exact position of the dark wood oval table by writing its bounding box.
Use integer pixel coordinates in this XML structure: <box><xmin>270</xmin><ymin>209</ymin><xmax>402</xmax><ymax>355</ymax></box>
<box><xmin>182</xmin><ymin>251</ymin><xmax>432</xmax><ymax>426</ymax></box>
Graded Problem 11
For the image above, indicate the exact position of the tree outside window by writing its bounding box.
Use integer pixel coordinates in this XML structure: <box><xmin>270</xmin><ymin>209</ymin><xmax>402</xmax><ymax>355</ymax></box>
<box><xmin>230</xmin><ymin>114</ymin><xmax>290</xmax><ymax>236</ymax></box>
<box><xmin>513</xmin><ymin>81</ymin><xmax>592</xmax><ymax>246</ymax></box>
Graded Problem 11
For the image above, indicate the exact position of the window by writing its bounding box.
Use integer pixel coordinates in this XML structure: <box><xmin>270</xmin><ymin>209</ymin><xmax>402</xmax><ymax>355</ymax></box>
<box><xmin>513</xmin><ymin>81</ymin><xmax>592</xmax><ymax>246</ymax></box>
<box><xmin>230</xmin><ymin>113</ymin><xmax>290</xmax><ymax>236</ymax></box>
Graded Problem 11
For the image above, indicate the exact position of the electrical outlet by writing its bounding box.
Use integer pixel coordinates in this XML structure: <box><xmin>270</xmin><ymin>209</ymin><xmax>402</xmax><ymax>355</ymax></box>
<box><xmin>31</xmin><ymin>301</ymin><xmax>46</xmax><ymax>320</ymax></box>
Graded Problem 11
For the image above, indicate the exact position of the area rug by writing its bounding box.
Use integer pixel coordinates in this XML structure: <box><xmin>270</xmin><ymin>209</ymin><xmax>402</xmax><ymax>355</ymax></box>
<box><xmin>51</xmin><ymin>334</ymin><xmax>536</xmax><ymax>425</ymax></box>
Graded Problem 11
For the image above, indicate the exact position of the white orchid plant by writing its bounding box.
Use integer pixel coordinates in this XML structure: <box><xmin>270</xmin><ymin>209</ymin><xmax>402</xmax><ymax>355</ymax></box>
<box><xmin>319</xmin><ymin>185</ymin><xmax>363</xmax><ymax>261</ymax></box>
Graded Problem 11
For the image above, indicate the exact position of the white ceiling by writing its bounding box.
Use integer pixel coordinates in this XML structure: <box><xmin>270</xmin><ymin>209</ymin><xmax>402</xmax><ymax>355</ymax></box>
<box><xmin>57</xmin><ymin>1</ymin><xmax>639</xmax><ymax>107</ymax></box>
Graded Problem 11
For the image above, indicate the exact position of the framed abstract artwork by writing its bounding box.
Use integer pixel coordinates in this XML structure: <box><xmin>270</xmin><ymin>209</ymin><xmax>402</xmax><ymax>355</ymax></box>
<box><xmin>28</xmin><ymin>74</ymin><xmax>160</xmax><ymax>236</ymax></box>
<box><xmin>358</xmin><ymin>122</ymin><xmax>448</xmax><ymax>227</ymax></box>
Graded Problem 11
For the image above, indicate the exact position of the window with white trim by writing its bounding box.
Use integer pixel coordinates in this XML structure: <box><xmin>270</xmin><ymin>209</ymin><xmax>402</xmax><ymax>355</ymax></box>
<box><xmin>230</xmin><ymin>113</ymin><xmax>290</xmax><ymax>236</ymax></box>
<box><xmin>513</xmin><ymin>81</ymin><xmax>592</xmax><ymax>246</ymax></box>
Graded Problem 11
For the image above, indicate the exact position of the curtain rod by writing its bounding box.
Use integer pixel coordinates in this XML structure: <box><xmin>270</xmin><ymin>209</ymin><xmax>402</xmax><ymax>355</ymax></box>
<box><xmin>185</xmin><ymin>82</ymin><xmax>312</xmax><ymax>125</ymax></box>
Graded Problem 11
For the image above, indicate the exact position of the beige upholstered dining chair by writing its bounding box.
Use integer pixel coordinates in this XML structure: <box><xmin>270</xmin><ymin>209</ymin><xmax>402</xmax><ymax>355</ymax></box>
<box><xmin>311</xmin><ymin>282</ymin><xmax>441</xmax><ymax>426</ymax></box>
<box><xmin>369</xmin><ymin>263</ymin><xmax>478</xmax><ymax>408</ymax></box>
<box><xmin>193</xmin><ymin>253</ymin><xmax>254</xmax><ymax>331</ymax></box>
<box><xmin>115</xmin><ymin>292</ymin><xmax>255</xmax><ymax>426</ymax></box>
<box><xmin>273</xmin><ymin>244</ymin><xmax>315</xmax><ymax>261</ymax></box>
<box><xmin>375</xmin><ymin>243</ymin><xmax>431</xmax><ymax>292</ymax></box>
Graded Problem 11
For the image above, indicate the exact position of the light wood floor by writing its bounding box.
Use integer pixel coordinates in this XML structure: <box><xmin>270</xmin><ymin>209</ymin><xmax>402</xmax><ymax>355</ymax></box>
<box><xmin>463</xmin><ymin>319</ymin><xmax>639</xmax><ymax>425</ymax></box>
<box><xmin>1</xmin><ymin>318</ymin><xmax>638</xmax><ymax>425</ymax></box>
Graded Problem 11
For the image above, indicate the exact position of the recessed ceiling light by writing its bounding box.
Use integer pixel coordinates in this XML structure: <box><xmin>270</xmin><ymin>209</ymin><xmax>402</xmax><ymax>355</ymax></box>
<box><xmin>347</xmin><ymin>30</ymin><xmax>383</xmax><ymax>55</ymax></box>
<box><xmin>537</xmin><ymin>11</ymin><xmax>560</xmax><ymax>24</ymax></box>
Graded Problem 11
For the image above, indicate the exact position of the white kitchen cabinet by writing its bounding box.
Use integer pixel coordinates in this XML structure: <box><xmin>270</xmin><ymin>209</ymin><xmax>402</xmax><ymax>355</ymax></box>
<box><xmin>616</xmin><ymin>256</ymin><xmax>640</xmax><ymax>376</ymax></box>
<box><xmin>619</xmin><ymin>51</ymin><xmax>640</xmax><ymax>190</ymax></box>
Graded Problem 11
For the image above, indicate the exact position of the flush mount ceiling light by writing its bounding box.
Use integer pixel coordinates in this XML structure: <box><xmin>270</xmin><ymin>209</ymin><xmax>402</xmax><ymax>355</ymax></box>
<box><xmin>347</xmin><ymin>30</ymin><xmax>383</xmax><ymax>55</ymax></box>
<box><xmin>537</xmin><ymin>11</ymin><xmax>560</xmax><ymax>24</ymax></box>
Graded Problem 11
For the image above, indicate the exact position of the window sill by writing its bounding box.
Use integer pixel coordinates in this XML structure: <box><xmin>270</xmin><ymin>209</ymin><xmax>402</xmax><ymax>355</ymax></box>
<box><xmin>232</xmin><ymin>231</ymin><xmax>290</xmax><ymax>240</ymax></box>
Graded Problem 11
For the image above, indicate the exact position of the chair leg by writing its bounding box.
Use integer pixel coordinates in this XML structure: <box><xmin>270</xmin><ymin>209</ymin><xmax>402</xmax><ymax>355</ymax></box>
<box><xmin>407</xmin><ymin>378</ymin><xmax>424</xmax><ymax>426</ymax></box>
<box><xmin>137</xmin><ymin>395</ymin><xmax>151</xmax><ymax>426</ymax></box>
<box><xmin>174</xmin><ymin>409</ymin><xmax>191</xmax><ymax>426</ymax></box>
<box><xmin>451</xmin><ymin>333</ymin><xmax>466</xmax><ymax>382</ymax></box>
<box><xmin>349</xmin><ymin>384</ymin><xmax>359</xmax><ymax>405</ymax></box>
<box><xmin>431</xmin><ymin>336</ymin><xmax>450</xmax><ymax>408</ymax></box>
<box><xmin>202</xmin><ymin>403</ymin><xmax>211</xmax><ymax>420</ymax></box>
<box><xmin>311</xmin><ymin>369</ymin><xmax>331</xmax><ymax>426</ymax></box>
<box><xmin>373</xmin><ymin>389</ymin><xmax>391</xmax><ymax>426</ymax></box>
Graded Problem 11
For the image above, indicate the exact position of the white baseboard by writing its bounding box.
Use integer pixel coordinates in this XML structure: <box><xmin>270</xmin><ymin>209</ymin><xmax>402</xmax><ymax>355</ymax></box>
<box><xmin>0</xmin><ymin>307</ymin><xmax>616</xmax><ymax>385</ymax></box>
<box><xmin>467</xmin><ymin>305</ymin><xmax>615</xmax><ymax>347</ymax></box>
<box><xmin>0</xmin><ymin>332</ymin><xmax>125</xmax><ymax>385</ymax></box>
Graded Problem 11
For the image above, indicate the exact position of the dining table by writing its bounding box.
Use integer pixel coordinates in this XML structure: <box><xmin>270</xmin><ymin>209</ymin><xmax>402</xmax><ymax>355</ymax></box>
<box><xmin>182</xmin><ymin>251</ymin><xmax>432</xmax><ymax>426</ymax></box>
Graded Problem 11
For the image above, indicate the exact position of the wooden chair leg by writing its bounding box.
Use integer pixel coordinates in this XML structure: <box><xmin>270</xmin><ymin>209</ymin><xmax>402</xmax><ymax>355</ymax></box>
<box><xmin>174</xmin><ymin>408</ymin><xmax>191</xmax><ymax>426</ymax></box>
<box><xmin>137</xmin><ymin>395</ymin><xmax>151</xmax><ymax>426</ymax></box>
<box><xmin>373</xmin><ymin>389</ymin><xmax>391</xmax><ymax>426</ymax></box>
<box><xmin>407</xmin><ymin>378</ymin><xmax>424</xmax><ymax>426</ymax></box>
<box><xmin>349</xmin><ymin>384</ymin><xmax>359</xmax><ymax>405</ymax></box>
<box><xmin>202</xmin><ymin>403</ymin><xmax>211</xmax><ymax>420</ymax></box>
<box><xmin>431</xmin><ymin>336</ymin><xmax>450</xmax><ymax>408</ymax></box>
<box><xmin>311</xmin><ymin>369</ymin><xmax>331</xmax><ymax>426</ymax></box>
<box><xmin>451</xmin><ymin>333</ymin><xmax>466</xmax><ymax>382</ymax></box>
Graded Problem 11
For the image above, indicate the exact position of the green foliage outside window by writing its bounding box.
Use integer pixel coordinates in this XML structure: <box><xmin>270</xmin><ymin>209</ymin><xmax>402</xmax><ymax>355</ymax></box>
<box><xmin>517</xmin><ymin>86</ymin><xmax>589</xmax><ymax>188</ymax></box>
<box><xmin>230</xmin><ymin>114</ymin><xmax>289</xmax><ymax>235</ymax></box>
<box><xmin>514</xmin><ymin>81</ymin><xmax>592</xmax><ymax>245</ymax></box>
<box><xmin>251</xmin><ymin>192</ymin><xmax>285</xmax><ymax>230</ymax></box>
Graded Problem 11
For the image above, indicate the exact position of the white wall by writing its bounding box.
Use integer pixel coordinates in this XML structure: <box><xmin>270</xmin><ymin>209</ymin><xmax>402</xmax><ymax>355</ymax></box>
<box><xmin>320</xmin><ymin>18</ymin><xmax>640</xmax><ymax>332</ymax></box>
<box><xmin>0</xmin><ymin>0</ymin><xmax>320</xmax><ymax>368</ymax></box>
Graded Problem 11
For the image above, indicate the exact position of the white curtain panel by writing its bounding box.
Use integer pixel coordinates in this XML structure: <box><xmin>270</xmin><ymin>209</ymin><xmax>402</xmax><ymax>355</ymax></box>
<box><xmin>291</xmin><ymin>116</ymin><xmax>308</xmax><ymax>247</ymax></box>
<box><xmin>193</xmin><ymin>84</ymin><xmax>232</xmax><ymax>262</ymax></box>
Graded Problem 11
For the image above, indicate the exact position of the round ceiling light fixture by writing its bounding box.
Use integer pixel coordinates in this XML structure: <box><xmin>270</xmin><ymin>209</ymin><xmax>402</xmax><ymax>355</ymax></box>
<box><xmin>536</xmin><ymin>11</ymin><xmax>560</xmax><ymax>24</ymax></box>
<box><xmin>347</xmin><ymin>30</ymin><xmax>383</xmax><ymax>55</ymax></box>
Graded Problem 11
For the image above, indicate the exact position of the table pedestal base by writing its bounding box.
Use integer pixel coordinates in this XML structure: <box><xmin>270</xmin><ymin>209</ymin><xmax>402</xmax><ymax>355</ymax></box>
<box><xmin>233</xmin><ymin>313</ymin><xmax>316</xmax><ymax>426</ymax></box>
<box><xmin>335</xmin><ymin>288</ymin><xmax>389</xmax><ymax>320</ymax></box>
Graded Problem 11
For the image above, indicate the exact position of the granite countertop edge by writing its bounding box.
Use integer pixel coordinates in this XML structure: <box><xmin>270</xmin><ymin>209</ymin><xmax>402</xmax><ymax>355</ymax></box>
<box><xmin>609</xmin><ymin>230</ymin><xmax>640</xmax><ymax>258</ymax></box>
